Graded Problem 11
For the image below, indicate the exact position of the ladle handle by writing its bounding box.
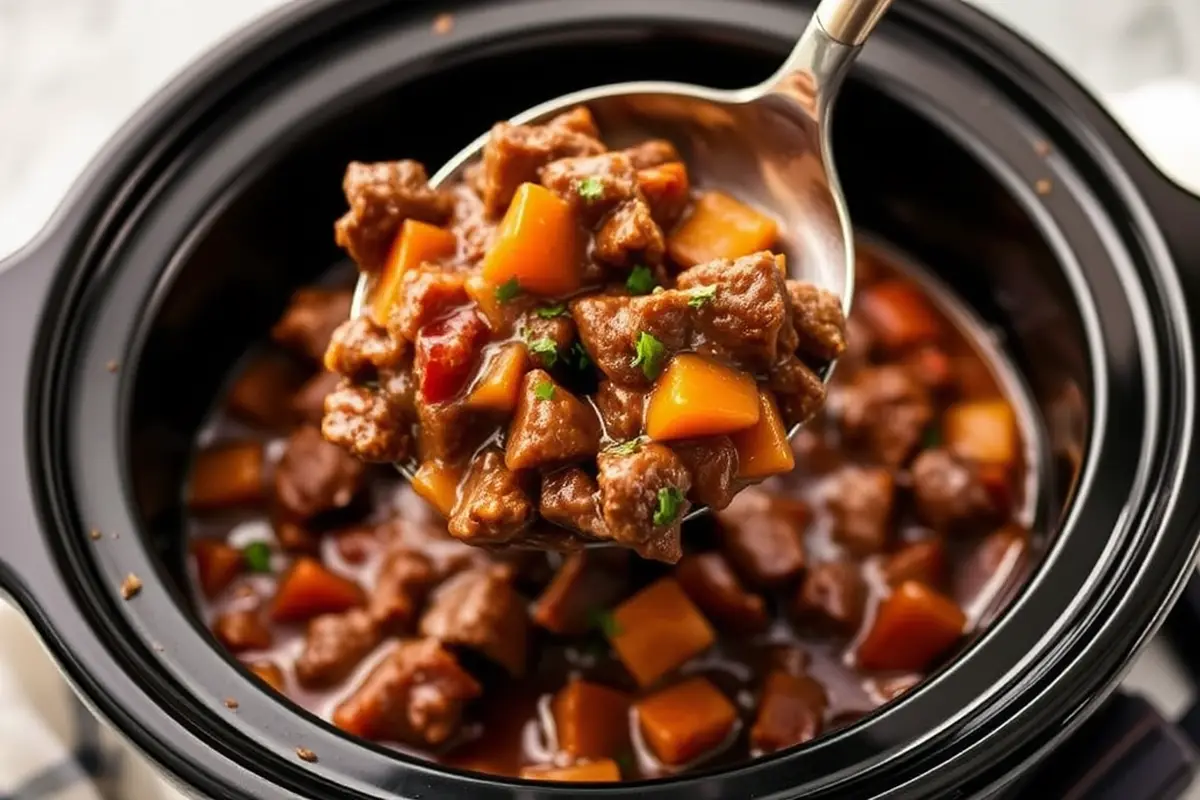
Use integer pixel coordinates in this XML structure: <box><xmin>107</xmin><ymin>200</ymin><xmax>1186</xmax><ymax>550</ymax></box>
<box><xmin>814</xmin><ymin>0</ymin><xmax>896</xmax><ymax>47</ymax></box>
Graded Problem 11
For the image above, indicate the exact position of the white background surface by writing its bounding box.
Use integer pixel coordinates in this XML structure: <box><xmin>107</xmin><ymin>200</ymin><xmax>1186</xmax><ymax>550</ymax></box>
<box><xmin>1</xmin><ymin>0</ymin><xmax>1199</xmax><ymax>797</ymax></box>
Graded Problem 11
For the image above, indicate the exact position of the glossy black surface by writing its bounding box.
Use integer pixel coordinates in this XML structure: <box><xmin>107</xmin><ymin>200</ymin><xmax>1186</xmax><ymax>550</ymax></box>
<box><xmin>0</xmin><ymin>0</ymin><xmax>1199</xmax><ymax>798</ymax></box>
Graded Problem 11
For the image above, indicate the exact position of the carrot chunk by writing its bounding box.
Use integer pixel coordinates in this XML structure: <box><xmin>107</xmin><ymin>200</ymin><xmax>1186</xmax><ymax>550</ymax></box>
<box><xmin>248</xmin><ymin>661</ymin><xmax>285</xmax><ymax>692</ymax></box>
<box><xmin>372</xmin><ymin>220</ymin><xmax>457</xmax><ymax>324</ymax></box>
<box><xmin>552</xmin><ymin>678</ymin><xmax>631</xmax><ymax>760</ymax></box>
<box><xmin>667</xmin><ymin>191</ymin><xmax>778</xmax><ymax>267</ymax></box>
<box><xmin>856</xmin><ymin>580</ymin><xmax>966</xmax><ymax>671</ymax></box>
<box><xmin>187</xmin><ymin>442</ymin><xmax>265</xmax><ymax>512</ymax></box>
<box><xmin>270</xmin><ymin>557</ymin><xmax>365</xmax><ymax>623</ymax></box>
<box><xmin>192</xmin><ymin>539</ymin><xmax>245</xmax><ymax>599</ymax></box>
<box><xmin>520</xmin><ymin>760</ymin><xmax>622</xmax><ymax>782</ymax></box>
<box><xmin>857</xmin><ymin>280</ymin><xmax>941</xmax><ymax>352</ymax></box>
<box><xmin>411</xmin><ymin>461</ymin><xmax>462</xmax><ymax>518</ymax></box>
<box><xmin>731</xmin><ymin>389</ymin><xmax>795</xmax><ymax>479</ymax></box>
<box><xmin>465</xmin><ymin>344</ymin><xmax>530</xmax><ymax>414</ymax></box>
<box><xmin>636</xmin><ymin>676</ymin><xmax>737</xmax><ymax>765</ymax></box>
<box><xmin>645</xmin><ymin>354</ymin><xmax>760</xmax><ymax>441</ymax></box>
<box><xmin>637</xmin><ymin>162</ymin><xmax>690</xmax><ymax>225</ymax></box>
<box><xmin>608</xmin><ymin>577</ymin><xmax>715</xmax><ymax>686</ymax></box>
<box><xmin>482</xmin><ymin>182</ymin><xmax>581</xmax><ymax>296</ymax></box>
<box><xmin>944</xmin><ymin>399</ymin><xmax>1018</xmax><ymax>467</ymax></box>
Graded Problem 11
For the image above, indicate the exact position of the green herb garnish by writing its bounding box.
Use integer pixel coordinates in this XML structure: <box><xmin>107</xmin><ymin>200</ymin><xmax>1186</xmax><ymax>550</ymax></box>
<box><xmin>571</xmin><ymin>341</ymin><xmax>592</xmax><ymax>371</ymax></box>
<box><xmin>526</xmin><ymin>337</ymin><xmax>559</xmax><ymax>367</ymax></box>
<box><xmin>653</xmin><ymin>486</ymin><xmax>685</xmax><ymax>527</ymax></box>
<box><xmin>630</xmin><ymin>331</ymin><xmax>667</xmax><ymax>380</ymax></box>
<box><xmin>625</xmin><ymin>264</ymin><xmax>656</xmax><ymax>296</ymax></box>
<box><xmin>688</xmin><ymin>285</ymin><xmax>718</xmax><ymax>309</ymax></box>
<box><xmin>577</xmin><ymin>176</ymin><xmax>604</xmax><ymax>201</ymax></box>
<box><xmin>589</xmin><ymin>608</ymin><xmax>623</xmax><ymax>637</ymax></box>
<box><xmin>535</xmin><ymin>304</ymin><xmax>567</xmax><ymax>319</ymax></box>
<box><xmin>606</xmin><ymin>438</ymin><xmax>643</xmax><ymax>457</ymax></box>
<box><xmin>922</xmin><ymin>425</ymin><xmax>942</xmax><ymax>449</ymax></box>
<box><xmin>495</xmin><ymin>277</ymin><xmax>522</xmax><ymax>303</ymax></box>
<box><xmin>242</xmin><ymin>541</ymin><xmax>273</xmax><ymax>573</ymax></box>
<box><xmin>534</xmin><ymin>380</ymin><xmax>556</xmax><ymax>401</ymax></box>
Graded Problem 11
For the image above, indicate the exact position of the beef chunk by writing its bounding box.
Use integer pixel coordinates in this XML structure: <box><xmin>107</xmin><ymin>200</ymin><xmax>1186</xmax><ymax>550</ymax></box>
<box><xmin>370</xmin><ymin>548</ymin><xmax>438</xmax><ymax>633</ymax></box>
<box><xmin>213</xmin><ymin>610</ymin><xmax>272</xmax><ymax>653</ymax></box>
<box><xmin>519</xmin><ymin>310</ymin><xmax>577</xmax><ymax>356</ymax></box>
<box><xmin>416</xmin><ymin>397</ymin><xmax>477</xmax><ymax>463</ymax></box>
<box><xmin>448</xmin><ymin>183</ymin><xmax>496</xmax><ymax>266</ymax></box>
<box><xmin>532</xmin><ymin>550</ymin><xmax>630</xmax><ymax>635</ymax></box>
<box><xmin>540</xmin><ymin>468</ymin><xmax>606</xmax><ymax>539</ymax></box>
<box><xmin>274</xmin><ymin>520</ymin><xmax>320</xmax><ymax>555</ymax></box>
<box><xmin>825</xmin><ymin>466</ymin><xmax>894</xmax><ymax>555</ymax></box>
<box><xmin>387</xmin><ymin>267</ymin><xmax>468</xmax><ymax>343</ymax></box>
<box><xmin>271</xmin><ymin>288</ymin><xmax>354</xmax><ymax>362</ymax></box>
<box><xmin>335</xmin><ymin>160</ymin><xmax>454</xmax><ymax>271</ymax></box>
<box><xmin>295</xmin><ymin>609</ymin><xmax>380</xmax><ymax>689</ymax></box>
<box><xmin>332</xmin><ymin>638</ymin><xmax>481</xmax><ymax>746</ymax></box>
<box><xmin>594</xmin><ymin>380</ymin><xmax>646</xmax><ymax>441</ymax></box>
<box><xmin>911</xmin><ymin>448</ymin><xmax>996</xmax><ymax>532</ymax></box>
<box><xmin>322</xmin><ymin>382</ymin><xmax>412</xmax><ymax>463</ymax></box>
<box><xmin>505</xmin><ymin>371</ymin><xmax>601</xmax><ymax>470</ymax></box>
<box><xmin>676</xmin><ymin>552</ymin><xmax>768</xmax><ymax>633</ymax></box>
<box><xmin>448</xmin><ymin>449</ymin><xmax>536</xmax><ymax>545</ymax></box>
<box><xmin>479</xmin><ymin>110</ymin><xmax>606</xmax><ymax>217</ymax></box>
<box><xmin>624</xmin><ymin>139</ymin><xmax>681</xmax><ymax>169</ymax></box>
<box><xmin>292</xmin><ymin>370</ymin><xmax>341</xmax><ymax>424</ymax></box>
<box><xmin>793</xmin><ymin>561</ymin><xmax>866</xmax><ymax>634</ymax></box>
<box><xmin>787</xmin><ymin>280</ymin><xmax>847</xmax><ymax>361</ymax></box>
<box><xmin>324</xmin><ymin>315</ymin><xmax>407</xmax><ymax>380</ymax></box>
<box><xmin>539</xmin><ymin>151</ymin><xmax>638</xmax><ymax>224</ymax></box>
<box><xmin>676</xmin><ymin>251</ymin><xmax>791</xmax><ymax>370</ymax></box>
<box><xmin>596</xmin><ymin>442</ymin><xmax>692</xmax><ymax>563</ymax></box>
<box><xmin>275</xmin><ymin>425</ymin><xmax>365</xmax><ymax>520</ymax></box>
<box><xmin>882</xmin><ymin>539</ymin><xmax>946</xmax><ymax>588</ymax></box>
<box><xmin>716</xmin><ymin>491</ymin><xmax>807</xmax><ymax>587</ymax></box>
<box><xmin>769</xmin><ymin>356</ymin><xmax>827</xmax><ymax>427</ymax></box>
<box><xmin>594</xmin><ymin>197</ymin><xmax>666</xmax><ymax>267</ymax></box>
<box><xmin>419</xmin><ymin>564</ymin><xmax>530</xmax><ymax>676</ymax></box>
<box><xmin>225</xmin><ymin>355</ymin><xmax>306</xmax><ymax>429</ymax></box>
<box><xmin>672</xmin><ymin>436</ymin><xmax>739</xmax><ymax>510</ymax></box>
<box><xmin>571</xmin><ymin>292</ymin><xmax>691</xmax><ymax>387</ymax></box>
<box><xmin>751</xmin><ymin>670</ymin><xmax>828</xmax><ymax>753</ymax></box>
<box><xmin>836</xmin><ymin>366</ymin><xmax>933</xmax><ymax>466</ymax></box>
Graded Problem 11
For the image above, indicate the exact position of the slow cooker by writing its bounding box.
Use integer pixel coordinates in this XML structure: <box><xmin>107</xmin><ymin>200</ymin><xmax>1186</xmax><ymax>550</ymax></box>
<box><xmin>2</xmin><ymin>0</ymin><xmax>1200</xmax><ymax>797</ymax></box>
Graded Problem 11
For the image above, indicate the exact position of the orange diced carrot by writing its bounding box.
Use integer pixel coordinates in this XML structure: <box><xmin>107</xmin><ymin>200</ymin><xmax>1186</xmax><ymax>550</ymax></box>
<box><xmin>192</xmin><ymin>538</ymin><xmax>245</xmax><ymax>598</ymax></box>
<box><xmin>410</xmin><ymin>461</ymin><xmax>462</xmax><ymax>518</ymax></box>
<box><xmin>645</xmin><ymin>354</ymin><xmax>760</xmax><ymax>441</ymax></box>
<box><xmin>187</xmin><ymin>442</ymin><xmax>265</xmax><ymax>511</ymax></box>
<box><xmin>944</xmin><ymin>399</ymin><xmax>1018</xmax><ymax>466</ymax></box>
<box><xmin>667</xmin><ymin>191</ymin><xmax>778</xmax><ymax>267</ymax></box>
<box><xmin>465</xmin><ymin>344</ymin><xmax>530</xmax><ymax>414</ymax></box>
<box><xmin>520</xmin><ymin>759</ymin><xmax>622</xmax><ymax>782</ymax></box>
<box><xmin>731</xmin><ymin>389</ymin><xmax>795</xmax><ymax>479</ymax></box>
<box><xmin>373</xmin><ymin>220</ymin><xmax>457</xmax><ymax>324</ymax></box>
<box><xmin>856</xmin><ymin>581</ymin><xmax>966</xmax><ymax>671</ymax></box>
<box><xmin>636</xmin><ymin>676</ymin><xmax>738</xmax><ymax>765</ymax></box>
<box><xmin>269</xmin><ymin>557</ymin><xmax>365</xmax><ymax>623</ymax></box>
<box><xmin>609</xmin><ymin>577</ymin><xmax>715</xmax><ymax>686</ymax></box>
<box><xmin>482</xmin><ymin>183</ymin><xmax>581</xmax><ymax>296</ymax></box>
<box><xmin>552</xmin><ymin>678</ymin><xmax>631</xmax><ymax>760</ymax></box>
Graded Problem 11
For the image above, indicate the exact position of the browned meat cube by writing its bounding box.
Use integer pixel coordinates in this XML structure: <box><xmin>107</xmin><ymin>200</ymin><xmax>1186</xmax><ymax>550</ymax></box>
<box><xmin>676</xmin><ymin>551</ymin><xmax>768</xmax><ymax>633</ymax></box>
<box><xmin>882</xmin><ymin>539</ymin><xmax>946</xmax><ymax>588</ymax></box>
<box><xmin>292</xmin><ymin>370</ymin><xmax>341</xmax><ymax>424</ymax></box>
<box><xmin>911</xmin><ymin>448</ymin><xmax>996</xmax><ymax>532</ymax></box>
<box><xmin>191</xmin><ymin>539</ymin><xmax>245</xmax><ymax>599</ymax></box>
<box><xmin>369</xmin><ymin>548</ymin><xmax>438</xmax><ymax>634</ymax></box>
<box><xmin>793</xmin><ymin>561</ymin><xmax>866</xmax><ymax>634</ymax></box>
<box><xmin>571</xmin><ymin>292</ymin><xmax>691</xmax><ymax>387</ymax></box>
<box><xmin>835</xmin><ymin>365</ymin><xmax>933</xmax><ymax>467</ymax></box>
<box><xmin>324</xmin><ymin>315</ymin><xmax>407</xmax><ymax>381</ymax></box>
<box><xmin>334</xmin><ymin>160</ymin><xmax>455</xmax><ymax>271</ymax></box>
<box><xmin>505</xmin><ymin>371</ymin><xmax>601</xmax><ymax>470</ymax></box>
<box><xmin>271</xmin><ymin>287</ymin><xmax>354</xmax><ymax>362</ymax></box>
<box><xmin>334</xmin><ymin>525</ymin><xmax>379</xmax><ymax>565</ymax></box>
<box><xmin>623</xmin><ymin>139</ymin><xmax>681</xmax><ymax>169</ymax></box>
<box><xmin>273</xmin><ymin>520</ymin><xmax>320</xmax><ymax>555</ymax></box>
<box><xmin>415</xmin><ymin>396</ymin><xmax>477</xmax><ymax>464</ymax></box>
<box><xmin>539</xmin><ymin>468</ymin><xmax>607</xmax><ymax>539</ymax></box>
<box><xmin>332</xmin><ymin>638</ymin><xmax>481</xmax><ymax>746</ymax></box>
<box><xmin>419</xmin><ymin>564</ymin><xmax>530</xmax><ymax>676</ymax></box>
<box><xmin>519</xmin><ymin>311</ymin><xmax>577</xmax><ymax>358</ymax></box>
<box><xmin>594</xmin><ymin>197</ymin><xmax>666</xmax><ymax>267</ymax></box>
<box><xmin>447</xmin><ymin>182</ymin><xmax>495</xmax><ymax>266</ymax></box>
<box><xmin>295</xmin><ymin>609</ymin><xmax>381</xmax><ymax>689</ymax></box>
<box><xmin>448</xmin><ymin>449</ymin><xmax>535</xmax><ymax>545</ymax></box>
<box><xmin>787</xmin><ymin>280</ymin><xmax>847</xmax><ymax>361</ymax></box>
<box><xmin>225</xmin><ymin>355</ymin><xmax>306</xmax><ymax>429</ymax></box>
<box><xmin>387</xmin><ymin>267</ymin><xmax>468</xmax><ymax>343</ymax></box>
<box><xmin>539</xmin><ymin>151</ymin><xmax>638</xmax><ymax>224</ymax></box>
<box><xmin>751</xmin><ymin>670</ymin><xmax>828</xmax><ymax>753</ymax></box>
<box><xmin>596</xmin><ymin>442</ymin><xmax>692</xmax><ymax>563</ymax></box>
<box><xmin>825</xmin><ymin>466</ymin><xmax>895</xmax><ymax>555</ymax></box>
<box><xmin>213</xmin><ymin>609</ymin><xmax>272</xmax><ymax>653</ymax></box>
<box><xmin>636</xmin><ymin>162</ymin><xmax>691</xmax><ymax>229</ymax></box>
<box><xmin>479</xmin><ymin>110</ymin><xmax>606</xmax><ymax>216</ymax></box>
<box><xmin>274</xmin><ymin>425</ymin><xmax>365</xmax><ymax>520</ymax></box>
<box><xmin>594</xmin><ymin>380</ymin><xmax>646</xmax><ymax>441</ymax></box>
<box><xmin>532</xmin><ymin>550</ymin><xmax>630</xmax><ymax>635</ymax></box>
<box><xmin>716</xmin><ymin>491</ymin><xmax>807</xmax><ymax>587</ymax></box>
<box><xmin>322</xmin><ymin>382</ymin><xmax>413</xmax><ymax>463</ymax></box>
<box><xmin>769</xmin><ymin>355</ymin><xmax>827</xmax><ymax>427</ymax></box>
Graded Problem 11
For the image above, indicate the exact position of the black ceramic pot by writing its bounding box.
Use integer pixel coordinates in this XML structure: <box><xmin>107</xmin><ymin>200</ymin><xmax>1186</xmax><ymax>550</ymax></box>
<box><xmin>2</xmin><ymin>1</ymin><xmax>1200</xmax><ymax>798</ymax></box>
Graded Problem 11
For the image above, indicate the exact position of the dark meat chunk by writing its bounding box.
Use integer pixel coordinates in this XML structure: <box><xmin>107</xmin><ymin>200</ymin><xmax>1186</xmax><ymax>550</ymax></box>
<box><xmin>292</xmin><ymin>370</ymin><xmax>341</xmax><ymax>424</ymax></box>
<box><xmin>596</xmin><ymin>442</ymin><xmax>692</xmax><ymax>563</ymax></box>
<box><xmin>766</xmin><ymin>645</ymin><xmax>810</xmax><ymax>677</ymax></box>
<box><xmin>570</xmin><ymin>291</ymin><xmax>691</xmax><ymax>387</ymax></box>
<box><xmin>271</xmin><ymin>288</ymin><xmax>353</xmax><ymax>362</ymax></box>
<box><xmin>369</xmin><ymin>548</ymin><xmax>438</xmax><ymax>634</ymax></box>
<box><xmin>419</xmin><ymin>564</ymin><xmax>530</xmax><ymax>676</ymax></box>
<box><xmin>295</xmin><ymin>609</ymin><xmax>380</xmax><ymax>689</ymax></box>
<box><xmin>825</xmin><ymin>466</ymin><xmax>895</xmax><ymax>555</ymax></box>
<box><xmin>594</xmin><ymin>380</ymin><xmax>646</xmax><ymax>441</ymax></box>
<box><xmin>274</xmin><ymin>520</ymin><xmax>320</xmax><ymax>555</ymax></box>
<box><xmin>324</xmin><ymin>315</ymin><xmax>407</xmax><ymax>381</ymax></box>
<box><xmin>448</xmin><ymin>449</ymin><xmax>535</xmax><ymax>545</ymax></box>
<box><xmin>716</xmin><ymin>491</ymin><xmax>808</xmax><ymax>587</ymax></box>
<box><xmin>540</xmin><ymin>468</ymin><xmax>607</xmax><ymax>539</ymax></box>
<box><xmin>332</xmin><ymin>638</ymin><xmax>481</xmax><ymax>746</ymax></box>
<box><xmin>636</xmin><ymin>161</ymin><xmax>691</xmax><ymax>229</ymax></box>
<box><xmin>793</xmin><ymin>561</ymin><xmax>866</xmax><ymax>634</ymax></box>
<box><xmin>519</xmin><ymin>311</ymin><xmax>577</xmax><ymax>356</ymax></box>
<box><xmin>672</xmin><ymin>436</ymin><xmax>739</xmax><ymax>510</ymax></box>
<box><xmin>751</xmin><ymin>670</ymin><xmax>828</xmax><ymax>753</ymax></box>
<box><xmin>836</xmin><ymin>366</ymin><xmax>933</xmax><ymax>467</ymax></box>
<box><xmin>213</xmin><ymin>610</ymin><xmax>272</xmax><ymax>653</ymax></box>
<box><xmin>882</xmin><ymin>539</ymin><xmax>946</xmax><ymax>588</ymax></box>
<box><xmin>676</xmin><ymin>552</ymin><xmax>768</xmax><ymax>633</ymax></box>
<box><xmin>532</xmin><ymin>550</ymin><xmax>630</xmax><ymax>635</ymax></box>
<box><xmin>335</xmin><ymin>525</ymin><xmax>379</xmax><ymax>565</ymax></box>
<box><xmin>387</xmin><ymin>267</ymin><xmax>468</xmax><ymax>343</ymax></box>
<box><xmin>623</xmin><ymin>139</ymin><xmax>681</xmax><ymax>169</ymax></box>
<box><xmin>787</xmin><ymin>280</ymin><xmax>847</xmax><ymax>361</ymax></box>
<box><xmin>479</xmin><ymin>110</ymin><xmax>606</xmax><ymax>217</ymax></box>
<box><xmin>274</xmin><ymin>425</ymin><xmax>365</xmax><ymax>520</ymax></box>
<box><xmin>594</xmin><ymin>197</ymin><xmax>666</xmax><ymax>268</ymax></box>
<box><xmin>447</xmin><ymin>183</ymin><xmax>495</xmax><ymax>266</ymax></box>
<box><xmin>335</xmin><ymin>160</ymin><xmax>454</xmax><ymax>271</ymax></box>
<box><xmin>416</xmin><ymin>392</ymin><xmax>478</xmax><ymax>464</ymax></box>
<box><xmin>191</xmin><ymin>539</ymin><xmax>245</xmax><ymax>598</ymax></box>
<box><xmin>911</xmin><ymin>448</ymin><xmax>996</xmax><ymax>532</ymax></box>
<box><xmin>225</xmin><ymin>355</ymin><xmax>306</xmax><ymax>429</ymax></box>
<box><xmin>322</xmin><ymin>382</ymin><xmax>412</xmax><ymax>463</ymax></box>
<box><xmin>769</xmin><ymin>355</ymin><xmax>827</xmax><ymax>427</ymax></box>
<box><xmin>505</xmin><ymin>371</ymin><xmax>601</xmax><ymax>471</ymax></box>
<box><xmin>539</xmin><ymin>151</ymin><xmax>637</xmax><ymax>224</ymax></box>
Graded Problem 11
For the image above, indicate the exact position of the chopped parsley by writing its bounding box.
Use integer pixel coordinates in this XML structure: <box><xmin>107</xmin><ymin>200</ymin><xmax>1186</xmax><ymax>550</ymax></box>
<box><xmin>577</xmin><ymin>176</ymin><xmax>604</xmax><ymax>201</ymax></box>
<box><xmin>494</xmin><ymin>277</ymin><xmax>522</xmax><ymax>303</ymax></box>
<box><xmin>606</xmin><ymin>438</ymin><xmax>643</xmax><ymax>457</ymax></box>
<box><xmin>688</xmin><ymin>285</ymin><xmax>718</xmax><ymax>308</ymax></box>
<box><xmin>570</xmin><ymin>340</ymin><xmax>592</xmax><ymax>371</ymax></box>
<box><xmin>922</xmin><ymin>425</ymin><xmax>942</xmax><ymax>448</ymax></box>
<box><xmin>534</xmin><ymin>380</ymin><xmax>556</xmax><ymax>401</ymax></box>
<box><xmin>653</xmin><ymin>486</ymin><xmax>685</xmax><ymax>527</ymax></box>
<box><xmin>526</xmin><ymin>337</ymin><xmax>559</xmax><ymax>368</ymax></box>
<box><xmin>242</xmin><ymin>541</ymin><xmax>273</xmax><ymax>573</ymax></box>
<box><xmin>630</xmin><ymin>331</ymin><xmax>667</xmax><ymax>380</ymax></box>
<box><xmin>589</xmin><ymin>608</ymin><xmax>623</xmax><ymax>637</ymax></box>
<box><xmin>625</xmin><ymin>264</ymin><xmax>657</xmax><ymax>295</ymax></box>
<box><xmin>614</xmin><ymin>752</ymin><xmax>636</xmax><ymax>775</ymax></box>
<box><xmin>535</xmin><ymin>303</ymin><xmax>567</xmax><ymax>319</ymax></box>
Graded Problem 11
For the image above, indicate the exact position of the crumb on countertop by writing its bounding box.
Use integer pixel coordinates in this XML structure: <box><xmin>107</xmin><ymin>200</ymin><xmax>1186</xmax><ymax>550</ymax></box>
<box><xmin>296</xmin><ymin>747</ymin><xmax>318</xmax><ymax>763</ymax></box>
<box><xmin>1034</xmin><ymin>139</ymin><xmax>1051</xmax><ymax>157</ymax></box>
<box><xmin>106</xmin><ymin>360</ymin><xmax>119</xmax><ymax>373</ymax></box>
<box><xmin>433</xmin><ymin>13</ymin><xmax>454</xmax><ymax>34</ymax></box>
<box><xmin>1035</xmin><ymin>178</ymin><xmax>1052</xmax><ymax>196</ymax></box>
<box><xmin>224</xmin><ymin>697</ymin><xmax>240</xmax><ymax>710</ymax></box>
<box><xmin>120</xmin><ymin>573</ymin><xmax>142</xmax><ymax>599</ymax></box>
<box><xmin>89</xmin><ymin>529</ymin><xmax>102</xmax><ymax>541</ymax></box>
